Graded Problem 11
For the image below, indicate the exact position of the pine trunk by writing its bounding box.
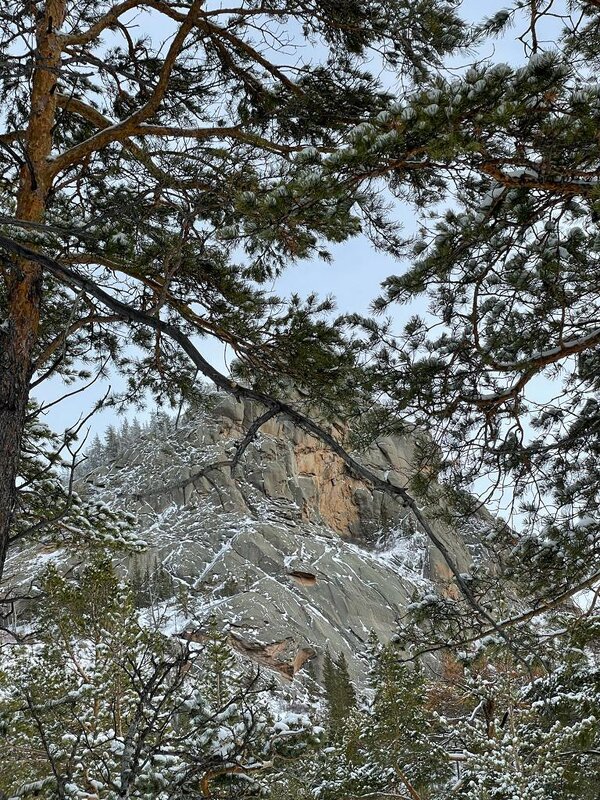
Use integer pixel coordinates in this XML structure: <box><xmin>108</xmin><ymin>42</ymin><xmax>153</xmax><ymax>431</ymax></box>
<box><xmin>0</xmin><ymin>1</ymin><xmax>65</xmax><ymax>579</ymax></box>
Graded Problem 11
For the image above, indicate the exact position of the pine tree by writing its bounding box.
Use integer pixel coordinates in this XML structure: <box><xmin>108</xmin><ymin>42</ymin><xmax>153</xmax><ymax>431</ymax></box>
<box><xmin>2</xmin><ymin>4</ymin><xmax>600</xmax><ymax>792</ymax></box>
<box><xmin>130</xmin><ymin>418</ymin><xmax>143</xmax><ymax>441</ymax></box>
<box><xmin>308</xmin><ymin>642</ymin><xmax>450</xmax><ymax>800</ymax></box>
<box><xmin>202</xmin><ymin>616</ymin><xmax>236</xmax><ymax>708</ymax></box>
<box><xmin>338</xmin><ymin>3</ymin><xmax>600</xmax><ymax>624</ymax></box>
<box><xmin>0</xmin><ymin>0</ymin><xmax>467</xmax><ymax>579</ymax></box>
<box><xmin>103</xmin><ymin>425</ymin><xmax>120</xmax><ymax>462</ymax></box>
<box><xmin>322</xmin><ymin>649</ymin><xmax>357</xmax><ymax>736</ymax></box>
<box><xmin>4</xmin><ymin>405</ymin><xmax>141</xmax><ymax>554</ymax></box>
<box><xmin>85</xmin><ymin>433</ymin><xmax>104</xmax><ymax>470</ymax></box>
<box><xmin>367</xmin><ymin>643</ymin><xmax>450</xmax><ymax>797</ymax></box>
<box><xmin>155</xmin><ymin>562</ymin><xmax>174</xmax><ymax>602</ymax></box>
<box><xmin>438</xmin><ymin>637</ymin><xmax>600</xmax><ymax>800</ymax></box>
<box><xmin>129</xmin><ymin>558</ymin><xmax>145</xmax><ymax>607</ymax></box>
<box><xmin>119</xmin><ymin>418</ymin><xmax>131</xmax><ymax>446</ymax></box>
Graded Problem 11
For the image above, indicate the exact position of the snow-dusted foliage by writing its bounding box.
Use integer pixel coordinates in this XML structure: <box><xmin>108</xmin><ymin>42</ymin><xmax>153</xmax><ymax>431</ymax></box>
<box><xmin>0</xmin><ymin>560</ymin><xmax>321</xmax><ymax>799</ymax></box>
<box><xmin>10</xmin><ymin>407</ymin><xmax>144</xmax><ymax>555</ymax></box>
<box><xmin>431</xmin><ymin>637</ymin><xmax>599</xmax><ymax>800</ymax></box>
<box><xmin>273</xmin><ymin>630</ymin><xmax>600</xmax><ymax>800</ymax></box>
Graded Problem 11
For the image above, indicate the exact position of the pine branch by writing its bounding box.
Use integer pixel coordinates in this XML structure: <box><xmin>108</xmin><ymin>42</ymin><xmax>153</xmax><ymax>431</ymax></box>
<box><xmin>0</xmin><ymin>233</ymin><xmax>519</xmax><ymax>636</ymax></box>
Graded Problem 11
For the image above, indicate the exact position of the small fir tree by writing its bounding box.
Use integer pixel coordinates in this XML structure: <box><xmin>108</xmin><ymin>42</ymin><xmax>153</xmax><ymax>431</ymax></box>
<box><xmin>322</xmin><ymin>649</ymin><xmax>357</xmax><ymax>737</ymax></box>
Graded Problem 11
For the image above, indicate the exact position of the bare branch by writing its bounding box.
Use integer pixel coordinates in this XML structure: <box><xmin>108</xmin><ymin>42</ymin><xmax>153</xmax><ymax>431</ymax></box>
<box><xmin>231</xmin><ymin>407</ymin><xmax>279</xmax><ymax>472</ymax></box>
<box><xmin>199</xmin><ymin>18</ymin><xmax>303</xmax><ymax>95</ymax></box>
<box><xmin>50</xmin><ymin>0</ymin><xmax>205</xmax><ymax>175</ymax></box>
<box><xmin>61</xmin><ymin>0</ymin><xmax>184</xmax><ymax>46</ymax></box>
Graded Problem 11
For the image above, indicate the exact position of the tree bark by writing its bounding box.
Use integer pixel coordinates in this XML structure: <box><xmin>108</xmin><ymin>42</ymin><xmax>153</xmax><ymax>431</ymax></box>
<box><xmin>0</xmin><ymin>1</ymin><xmax>65</xmax><ymax>579</ymax></box>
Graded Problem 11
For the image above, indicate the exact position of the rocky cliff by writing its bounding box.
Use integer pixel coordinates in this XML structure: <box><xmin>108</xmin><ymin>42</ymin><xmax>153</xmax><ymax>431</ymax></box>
<box><xmin>6</xmin><ymin>394</ymin><xmax>490</xmax><ymax>681</ymax></box>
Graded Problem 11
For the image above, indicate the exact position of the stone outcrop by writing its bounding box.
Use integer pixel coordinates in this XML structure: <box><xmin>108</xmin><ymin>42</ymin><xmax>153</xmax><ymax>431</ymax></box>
<box><xmin>5</xmin><ymin>393</ymin><xmax>491</xmax><ymax>680</ymax></box>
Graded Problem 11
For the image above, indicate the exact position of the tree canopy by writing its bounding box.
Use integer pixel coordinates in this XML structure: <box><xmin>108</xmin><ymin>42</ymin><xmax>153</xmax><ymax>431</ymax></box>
<box><xmin>1</xmin><ymin>0</ymin><xmax>599</xmax><ymax>760</ymax></box>
<box><xmin>0</xmin><ymin>0</ymin><xmax>467</xmax><ymax>577</ymax></box>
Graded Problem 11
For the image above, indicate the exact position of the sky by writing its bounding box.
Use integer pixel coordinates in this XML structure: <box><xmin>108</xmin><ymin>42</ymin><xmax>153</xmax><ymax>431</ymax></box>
<box><xmin>36</xmin><ymin>230</ymin><xmax>415</xmax><ymax>438</ymax></box>
<box><xmin>33</xmin><ymin>0</ymin><xmax>558</xmax><ymax>443</ymax></box>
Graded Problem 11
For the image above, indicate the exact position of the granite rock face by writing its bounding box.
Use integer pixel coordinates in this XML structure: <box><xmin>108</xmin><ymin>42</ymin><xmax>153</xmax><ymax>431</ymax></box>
<box><xmin>11</xmin><ymin>395</ymin><xmax>490</xmax><ymax>680</ymax></box>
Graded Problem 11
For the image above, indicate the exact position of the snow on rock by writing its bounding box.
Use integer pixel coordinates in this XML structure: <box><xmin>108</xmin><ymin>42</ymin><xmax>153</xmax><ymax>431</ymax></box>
<box><xmin>6</xmin><ymin>393</ymin><xmax>489</xmax><ymax>681</ymax></box>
